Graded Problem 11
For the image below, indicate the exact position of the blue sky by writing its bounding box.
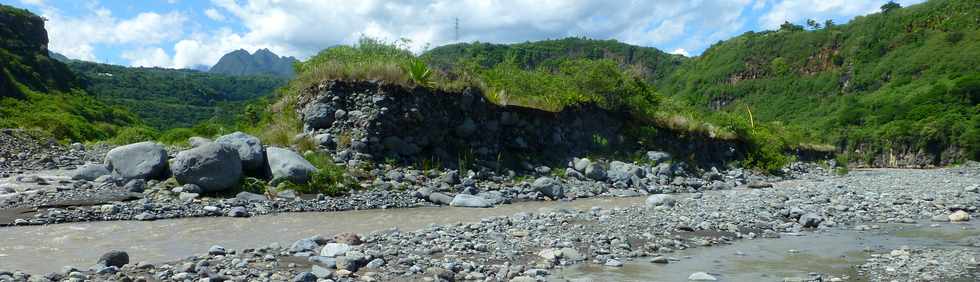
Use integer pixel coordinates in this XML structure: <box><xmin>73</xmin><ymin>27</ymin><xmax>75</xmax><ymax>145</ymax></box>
<box><xmin>3</xmin><ymin>0</ymin><xmax>925</xmax><ymax>69</ymax></box>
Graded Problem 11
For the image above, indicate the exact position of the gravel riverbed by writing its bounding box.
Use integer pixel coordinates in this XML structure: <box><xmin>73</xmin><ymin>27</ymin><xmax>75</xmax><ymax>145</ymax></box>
<box><xmin>1</xmin><ymin>165</ymin><xmax>977</xmax><ymax>282</ymax></box>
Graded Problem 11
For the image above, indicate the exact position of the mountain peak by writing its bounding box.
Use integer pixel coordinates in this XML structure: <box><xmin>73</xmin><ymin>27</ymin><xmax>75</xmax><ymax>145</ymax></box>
<box><xmin>210</xmin><ymin>48</ymin><xmax>297</xmax><ymax>78</ymax></box>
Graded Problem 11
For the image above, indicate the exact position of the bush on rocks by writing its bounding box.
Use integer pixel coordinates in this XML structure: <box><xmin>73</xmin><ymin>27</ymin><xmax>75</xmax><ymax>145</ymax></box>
<box><xmin>171</xmin><ymin>143</ymin><xmax>243</xmax><ymax>193</ymax></box>
<box><xmin>104</xmin><ymin>142</ymin><xmax>168</xmax><ymax>181</ymax></box>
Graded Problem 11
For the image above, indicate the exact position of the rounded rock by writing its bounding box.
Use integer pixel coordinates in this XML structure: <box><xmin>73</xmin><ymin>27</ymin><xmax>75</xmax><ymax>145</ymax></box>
<box><xmin>171</xmin><ymin>143</ymin><xmax>243</xmax><ymax>192</ymax></box>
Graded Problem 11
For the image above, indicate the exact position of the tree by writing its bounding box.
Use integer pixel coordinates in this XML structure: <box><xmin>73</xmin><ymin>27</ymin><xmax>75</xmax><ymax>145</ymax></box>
<box><xmin>881</xmin><ymin>1</ymin><xmax>901</xmax><ymax>13</ymax></box>
<box><xmin>779</xmin><ymin>21</ymin><xmax>804</xmax><ymax>32</ymax></box>
<box><xmin>806</xmin><ymin>19</ymin><xmax>822</xmax><ymax>30</ymax></box>
<box><xmin>824</xmin><ymin>19</ymin><xmax>835</xmax><ymax>30</ymax></box>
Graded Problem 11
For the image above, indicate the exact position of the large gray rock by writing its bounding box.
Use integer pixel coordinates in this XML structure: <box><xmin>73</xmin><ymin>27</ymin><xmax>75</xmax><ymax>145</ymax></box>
<box><xmin>646</xmin><ymin>151</ymin><xmax>671</xmax><ymax>164</ymax></box>
<box><xmin>608</xmin><ymin>161</ymin><xmax>644</xmax><ymax>183</ymax></box>
<box><xmin>572</xmin><ymin>158</ymin><xmax>592</xmax><ymax>172</ymax></box>
<box><xmin>450</xmin><ymin>194</ymin><xmax>493</xmax><ymax>208</ymax></box>
<box><xmin>215</xmin><ymin>132</ymin><xmax>265</xmax><ymax>171</ymax></box>
<box><xmin>531</xmin><ymin>177</ymin><xmax>564</xmax><ymax>199</ymax></box>
<box><xmin>188</xmin><ymin>137</ymin><xmax>212</xmax><ymax>147</ymax></box>
<box><xmin>71</xmin><ymin>164</ymin><xmax>110</xmax><ymax>181</ymax></box>
<box><xmin>171</xmin><ymin>143</ymin><xmax>243</xmax><ymax>192</ymax></box>
<box><xmin>646</xmin><ymin>194</ymin><xmax>676</xmax><ymax>207</ymax></box>
<box><xmin>584</xmin><ymin>163</ymin><xmax>607</xmax><ymax>181</ymax></box>
<box><xmin>97</xmin><ymin>250</ymin><xmax>129</xmax><ymax>268</ymax></box>
<box><xmin>266</xmin><ymin>147</ymin><xmax>317</xmax><ymax>185</ymax></box>
<box><xmin>104</xmin><ymin>142</ymin><xmax>168</xmax><ymax>181</ymax></box>
<box><xmin>302</xmin><ymin>103</ymin><xmax>335</xmax><ymax>130</ymax></box>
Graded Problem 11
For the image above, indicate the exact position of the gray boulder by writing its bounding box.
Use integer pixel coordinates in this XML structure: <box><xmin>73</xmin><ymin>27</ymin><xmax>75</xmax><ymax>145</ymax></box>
<box><xmin>97</xmin><ymin>250</ymin><xmax>129</xmax><ymax>268</ymax></box>
<box><xmin>71</xmin><ymin>164</ymin><xmax>110</xmax><ymax>181</ymax></box>
<box><xmin>302</xmin><ymin>103</ymin><xmax>335</xmax><ymax>130</ymax></box>
<box><xmin>215</xmin><ymin>132</ymin><xmax>265</xmax><ymax>171</ymax></box>
<box><xmin>236</xmin><ymin>191</ymin><xmax>267</xmax><ymax>202</ymax></box>
<box><xmin>572</xmin><ymin>158</ymin><xmax>592</xmax><ymax>172</ymax></box>
<box><xmin>266</xmin><ymin>147</ymin><xmax>317</xmax><ymax>185</ymax></box>
<box><xmin>531</xmin><ymin>177</ymin><xmax>564</xmax><ymax>199</ymax></box>
<box><xmin>428</xmin><ymin>192</ymin><xmax>453</xmax><ymax>205</ymax></box>
<box><xmin>608</xmin><ymin>161</ymin><xmax>644</xmax><ymax>183</ymax></box>
<box><xmin>799</xmin><ymin>213</ymin><xmax>823</xmax><ymax>228</ymax></box>
<box><xmin>188</xmin><ymin>137</ymin><xmax>212</xmax><ymax>147</ymax></box>
<box><xmin>450</xmin><ymin>194</ymin><xmax>493</xmax><ymax>208</ymax></box>
<box><xmin>171</xmin><ymin>143</ymin><xmax>243</xmax><ymax>193</ymax></box>
<box><xmin>320</xmin><ymin>243</ymin><xmax>350</xmax><ymax>257</ymax></box>
<box><xmin>646</xmin><ymin>151</ymin><xmax>671</xmax><ymax>164</ymax></box>
<box><xmin>646</xmin><ymin>194</ymin><xmax>676</xmax><ymax>207</ymax></box>
<box><xmin>585</xmin><ymin>163</ymin><xmax>607</xmax><ymax>181</ymax></box>
<box><xmin>104</xmin><ymin>142</ymin><xmax>168</xmax><ymax>180</ymax></box>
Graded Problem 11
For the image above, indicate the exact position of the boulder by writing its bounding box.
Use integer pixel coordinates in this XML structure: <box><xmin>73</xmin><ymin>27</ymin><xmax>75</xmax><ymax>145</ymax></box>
<box><xmin>688</xmin><ymin>272</ymin><xmax>717</xmax><ymax>281</ymax></box>
<box><xmin>292</xmin><ymin>272</ymin><xmax>317</xmax><ymax>282</ymax></box>
<box><xmin>646</xmin><ymin>194</ymin><xmax>676</xmax><ymax>207</ymax></box>
<box><xmin>124</xmin><ymin>179</ymin><xmax>145</xmax><ymax>193</ymax></box>
<box><xmin>949</xmin><ymin>210</ymin><xmax>971</xmax><ymax>222</ymax></box>
<box><xmin>584</xmin><ymin>163</ymin><xmax>607</xmax><ymax>181</ymax></box>
<box><xmin>428</xmin><ymin>192</ymin><xmax>453</xmax><ymax>205</ymax></box>
<box><xmin>97</xmin><ymin>250</ymin><xmax>129</xmax><ymax>268</ymax></box>
<box><xmin>798</xmin><ymin>213</ymin><xmax>823</xmax><ymax>228</ymax></box>
<box><xmin>301</xmin><ymin>103</ymin><xmax>335</xmax><ymax>130</ymax></box>
<box><xmin>236</xmin><ymin>191</ymin><xmax>267</xmax><ymax>202</ymax></box>
<box><xmin>646</xmin><ymin>151</ymin><xmax>671</xmax><ymax>164</ymax></box>
<box><xmin>266</xmin><ymin>147</ymin><xmax>317</xmax><ymax>185</ymax></box>
<box><xmin>531</xmin><ymin>177</ymin><xmax>564</xmax><ymax>199</ymax></box>
<box><xmin>450</xmin><ymin>194</ymin><xmax>493</xmax><ymax>208</ymax></box>
<box><xmin>188</xmin><ymin>137</ymin><xmax>212</xmax><ymax>147</ymax></box>
<box><xmin>215</xmin><ymin>132</ymin><xmax>266</xmax><ymax>171</ymax></box>
<box><xmin>320</xmin><ymin>243</ymin><xmax>351</xmax><ymax>257</ymax></box>
<box><xmin>573</xmin><ymin>158</ymin><xmax>592</xmax><ymax>172</ymax></box>
<box><xmin>608</xmin><ymin>161</ymin><xmax>643</xmax><ymax>183</ymax></box>
<box><xmin>171</xmin><ymin>143</ymin><xmax>243</xmax><ymax>192</ymax></box>
<box><xmin>104</xmin><ymin>142</ymin><xmax>168</xmax><ymax>180</ymax></box>
<box><xmin>71</xmin><ymin>164</ymin><xmax>110</xmax><ymax>181</ymax></box>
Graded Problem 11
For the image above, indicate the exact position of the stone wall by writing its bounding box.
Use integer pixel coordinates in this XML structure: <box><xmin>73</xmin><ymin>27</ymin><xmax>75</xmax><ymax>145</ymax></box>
<box><xmin>295</xmin><ymin>80</ymin><xmax>770</xmax><ymax>171</ymax></box>
<box><xmin>848</xmin><ymin>143</ymin><xmax>966</xmax><ymax>168</ymax></box>
<box><xmin>297</xmin><ymin>80</ymin><xmax>631</xmax><ymax>169</ymax></box>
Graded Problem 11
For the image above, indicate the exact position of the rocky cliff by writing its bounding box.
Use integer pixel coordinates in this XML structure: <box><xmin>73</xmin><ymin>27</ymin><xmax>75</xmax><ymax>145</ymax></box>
<box><xmin>0</xmin><ymin>4</ymin><xmax>77</xmax><ymax>97</ymax></box>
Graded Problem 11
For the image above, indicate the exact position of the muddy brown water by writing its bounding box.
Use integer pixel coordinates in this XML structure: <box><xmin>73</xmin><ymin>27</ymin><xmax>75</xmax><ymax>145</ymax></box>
<box><xmin>555</xmin><ymin>222</ymin><xmax>980</xmax><ymax>281</ymax></box>
<box><xmin>0</xmin><ymin>196</ymin><xmax>644</xmax><ymax>274</ymax></box>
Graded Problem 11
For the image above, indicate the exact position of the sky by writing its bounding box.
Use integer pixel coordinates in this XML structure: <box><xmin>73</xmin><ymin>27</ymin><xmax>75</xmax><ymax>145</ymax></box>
<box><xmin>3</xmin><ymin>0</ymin><xmax>926</xmax><ymax>69</ymax></box>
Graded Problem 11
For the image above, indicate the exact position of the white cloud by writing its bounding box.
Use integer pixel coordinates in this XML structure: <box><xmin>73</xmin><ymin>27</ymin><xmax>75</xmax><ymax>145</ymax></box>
<box><xmin>40</xmin><ymin>4</ymin><xmax>187</xmax><ymax>63</ymax></box>
<box><xmin>162</xmin><ymin>0</ymin><xmax>752</xmax><ymax>68</ymax></box>
<box><xmin>121</xmin><ymin>47</ymin><xmax>172</xmax><ymax>67</ymax></box>
<box><xmin>204</xmin><ymin>8</ymin><xmax>225</xmax><ymax>22</ymax></box>
<box><xmin>760</xmin><ymin>0</ymin><xmax>926</xmax><ymax>29</ymax></box>
<box><xmin>19</xmin><ymin>0</ymin><xmax>44</xmax><ymax>6</ymax></box>
<box><xmin>670</xmin><ymin>48</ymin><xmax>690</xmax><ymax>57</ymax></box>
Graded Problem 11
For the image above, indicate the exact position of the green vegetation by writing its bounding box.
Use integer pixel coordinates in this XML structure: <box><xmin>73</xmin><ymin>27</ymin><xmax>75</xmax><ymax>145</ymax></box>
<box><xmin>275</xmin><ymin>152</ymin><xmax>358</xmax><ymax>196</ymax></box>
<box><xmin>67</xmin><ymin>61</ymin><xmax>286</xmax><ymax>130</ymax></box>
<box><xmin>658</xmin><ymin>0</ymin><xmax>980</xmax><ymax>162</ymax></box>
<box><xmin>1</xmin><ymin>4</ymin><xmax>139</xmax><ymax>141</ymax></box>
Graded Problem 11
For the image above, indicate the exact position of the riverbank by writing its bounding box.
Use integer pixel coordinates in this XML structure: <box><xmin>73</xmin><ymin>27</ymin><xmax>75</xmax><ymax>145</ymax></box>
<box><xmin>1</xmin><ymin>167</ymin><xmax>977</xmax><ymax>281</ymax></box>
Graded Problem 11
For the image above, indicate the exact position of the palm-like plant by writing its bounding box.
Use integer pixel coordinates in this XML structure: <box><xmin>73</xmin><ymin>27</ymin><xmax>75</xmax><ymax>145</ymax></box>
<box><xmin>402</xmin><ymin>59</ymin><xmax>432</xmax><ymax>87</ymax></box>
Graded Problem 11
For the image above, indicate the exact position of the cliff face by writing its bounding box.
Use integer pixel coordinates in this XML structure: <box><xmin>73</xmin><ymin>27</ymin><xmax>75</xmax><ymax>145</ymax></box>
<box><xmin>0</xmin><ymin>4</ymin><xmax>77</xmax><ymax>97</ymax></box>
<box><xmin>295</xmin><ymin>80</ymin><xmax>749</xmax><ymax>170</ymax></box>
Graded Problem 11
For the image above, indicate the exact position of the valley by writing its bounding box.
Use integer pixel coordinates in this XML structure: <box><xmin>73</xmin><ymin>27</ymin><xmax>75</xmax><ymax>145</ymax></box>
<box><xmin>0</xmin><ymin>0</ymin><xmax>978</xmax><ymax>281</ymax></box>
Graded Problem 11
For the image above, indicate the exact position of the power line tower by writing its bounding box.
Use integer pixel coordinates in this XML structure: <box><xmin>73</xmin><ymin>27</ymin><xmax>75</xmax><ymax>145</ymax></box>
<box><xmin>454</xmin><ymin>17</ymin><xmax>459</xmax><ymax>43</ymax></box>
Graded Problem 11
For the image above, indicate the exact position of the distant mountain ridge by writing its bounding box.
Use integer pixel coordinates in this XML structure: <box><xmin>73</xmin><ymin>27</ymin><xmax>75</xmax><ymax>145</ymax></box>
<box><xmin>209</xmin><ymin>48</ymin><xmax>298</xmax><ymax>78</ymax></box>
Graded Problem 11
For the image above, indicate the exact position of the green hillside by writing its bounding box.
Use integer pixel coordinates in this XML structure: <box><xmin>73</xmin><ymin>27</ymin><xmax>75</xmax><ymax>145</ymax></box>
<box><xmin>0</xmin><ymin>4</ymin><xmax>137</xmax><ymax>141</ymax></box>
<box><xmin>658</xmin><ymin>0</ymin><xmax>980</xmax><ymax>162</ymax></box>
<box><xmin>424</xmin><ymin>37</ymin><xmax>687</xmax><ymax>83</ymax></box>
<box><xmin>67</xmin><ymin>61</ymin><xmax>286</xmax><ymax>129</ymax></box>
